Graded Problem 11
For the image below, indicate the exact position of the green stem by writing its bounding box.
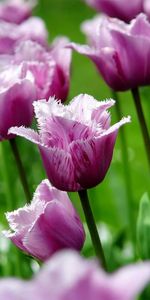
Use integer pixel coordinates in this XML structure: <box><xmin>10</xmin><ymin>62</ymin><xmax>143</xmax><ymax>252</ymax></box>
<box><xmin>131</xmin><ymin>88</ymin><xmax>150</xmax><ymax>170</ymax></box>
<box><xmin>78</xmin><ymin>190</ymin><xmax>107</xmax><ymax>270</ymax></box>
<box><xmin>9</xmin><ymin>139</ymin><xmax>31</xmax><ymax>203</ymax></box>
<box><xmin>0</xmin><ymin>142</ymin><xmax>13</xmax><ymax>276</ymax></box>
<box><xmin>0</xmin><ymin>142</ymin><xmax>15</xmax><ymax>210</ymax></box>
<box><xmin>0</xmin><ymin>142</ymin><xmax>21</xmax><ymax>277</ymax></box>
<box><xmin>112</xmin><ymin>90</ymin><xmax>136</xmax><ymax>246</ymax></box>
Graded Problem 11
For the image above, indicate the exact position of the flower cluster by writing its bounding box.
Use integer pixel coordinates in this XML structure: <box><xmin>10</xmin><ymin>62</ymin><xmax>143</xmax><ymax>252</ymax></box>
<box><xmin>0</xmin><ymin>0</ymin><xmax>150</xmax><ymax>299</ymax></box>
<box><xmin>0</xmin><ymin>0</ymin><xmax>71</xmax><ymax>140</ymax></box>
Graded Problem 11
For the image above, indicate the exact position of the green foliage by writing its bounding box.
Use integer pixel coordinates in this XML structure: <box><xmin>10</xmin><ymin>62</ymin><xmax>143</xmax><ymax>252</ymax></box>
<box><xmin>137</xmin><ymin>193</ymin><xmax>150</xmax><ymax>260</ymax></box>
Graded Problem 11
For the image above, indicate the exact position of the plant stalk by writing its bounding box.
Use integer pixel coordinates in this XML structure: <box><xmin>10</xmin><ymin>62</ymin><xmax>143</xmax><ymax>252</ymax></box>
<box><xmin>112</xmin><ymin>90</ymin><xmax>136</xmax><ymax>245</ymax></box>
<box><xmin>9</xmin><ymin>138</ymin><xmax>31</xmax><ymax>203</ymax></box>
<box><xmin>78</xmin><ymin>189</ymin><xmax>107</xmax><ymax>270</ymax></box>
<box><xmin>131</xmin><ymin>88</ymin><xmax>150</xmax><ymax>170</ymax></box>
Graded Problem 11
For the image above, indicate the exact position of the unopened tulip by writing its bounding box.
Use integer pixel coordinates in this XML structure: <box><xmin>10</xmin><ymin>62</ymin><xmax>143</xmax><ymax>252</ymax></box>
<box><xmin>84</xmin><ymin>0</ymin><xmax>150</xmax><ymax>22</ymax></box>
<box><xmin>0</xmin><ymin>251</ymin><xmax>150</xmax><ymax>299</ymax></box>
<box><xmin>69</xmin><ymin>13</ymin><xmax>150</xmax><ymax>91</ymax></box>
<box><xmin>0</xmin><ymin>0</ymin><xmax>36</xmax><ymax>24</ymax></box>
<box><xmin>0</xmin><ymin>63</ymin><xmax>36</xmax><ymax>141</ymax></box>
<box><xmin>0</xmin><ymin>16</ymin><xmax>48</xmax><ymax>54</ymax></box>
<box><xmin>9</xmin><ymin>94</ymin><xmax>130</xmax><ymax>191</ymax></box>
<box><xmin>4</xmin><ymin>180</ymin><xmax>85</xmax><ymax>260</ymax></box>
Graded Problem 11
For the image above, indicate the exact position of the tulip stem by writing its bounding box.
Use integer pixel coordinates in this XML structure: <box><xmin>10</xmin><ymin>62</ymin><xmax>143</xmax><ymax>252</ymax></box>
<box><xmin>112</xmin><ymin>90</ymin><xmax>136</xmax><ymax>246</ymax></box>
<box><xmin>131</xmin><ymin>88</ymin><xmax>150</xmax><ymax>170</ymax></box>
<box><xmin>78</xmin><ymin>190</ymin><xmax>107</xmax><ymax>270</ymax></box>
<box><xmin>0</xmin><ymin>142</ymin><xmax>15</xmax><ymax>210</ymax></box>
<box><xmin>0</xmin><ymin>142</ymin><xmax>21</xmax><ymax>277</ymax></box>
<box><xmin>9</xmin><ymin>138</ymin><xmax>31</xmax><ymax>203</ymax></box>
<box><xmin>0</xmin><ymin>143</ymin><xmax>14</xmax><ymax>276</ymax></box>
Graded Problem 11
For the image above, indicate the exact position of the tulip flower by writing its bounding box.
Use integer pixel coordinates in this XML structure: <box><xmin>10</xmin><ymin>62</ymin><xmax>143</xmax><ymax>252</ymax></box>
<box><xmin>4</xmin><ymin>180</ymin><xmax>85</xmax><ymax>261</ymax></box>
<box><xmin>84</xmin><ymin>0</ymin><xmax>150</xmax><ymax>22</ymax></box>
<box><xmin>0</xmin><ymin>16</ymin><xmax>48</xmax><ymax>54</ymax></box>
<box><xmin>0</xmin><ymin>0</ymin><xmax>36</xmax><ymax>24</ymax></box>
<box><xmin>0</xmin><ymin>251</ymin><xmax>150</xmax><ymax>299</ymax></box>
<box><xmin>69</xmin><ymin>13</ymin><xmax>150</xmax><ymax>91</ymax></box>
<box><xmin>11</xmin><ymin>38</ymin><xmax>71</xmax><ymax>101</ymax></box>
<box><xmin>0</xmin><ymin>62</ymin><xmax>36</xmax><ymax>141</ymax></box>
<box><xmin>9</xmin><ymin>94</ymin><xmax>130</xmax><ymax>191</ymax></box>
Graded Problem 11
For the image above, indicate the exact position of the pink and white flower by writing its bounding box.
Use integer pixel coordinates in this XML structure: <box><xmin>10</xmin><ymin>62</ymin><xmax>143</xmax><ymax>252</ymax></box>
<box><xmin>9</xmin><ymin>94</ymin><xmax>130</xmax><ymax>191</ymax></box>
<box><xmin>69</xmin><ymin>13</ymin><xmax>150</xmax><ymax>91</ymax></box>
<box><xmin>4</xmin><ymin>180</ymin><xmax>85</xmax><ymax>261</ymax></box>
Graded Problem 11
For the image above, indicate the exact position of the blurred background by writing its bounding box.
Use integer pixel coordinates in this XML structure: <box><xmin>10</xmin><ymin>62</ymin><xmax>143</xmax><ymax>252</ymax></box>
<box><xmin>0</xmin><ymin>0</ymin><xmax>149</xmax><ymax>278</ymax></box>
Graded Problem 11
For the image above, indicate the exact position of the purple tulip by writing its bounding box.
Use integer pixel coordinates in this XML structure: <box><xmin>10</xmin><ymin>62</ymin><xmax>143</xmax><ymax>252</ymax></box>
<box><xmin>0</xmin><ymin>62</ymin><xmax>36</xmax><ymax>141</ymax></box>
<box><xmin>4</xmin><ymin>180</ymin><xmax>85</xmax><ymax>260</ymax></box>
<box><xmin>84</xmin><ymin>0</ymin><xmax>150</xmax><ymax>22</ymax></box>
<box><xmin>11</xmin><ymin>38</ymin><xmax>71</xmax><ymax>101</ymax></box>
<box><xmin>9</xmin><ymin>94</ymin><xmax>130</xmax><ymax>191</ymax></box>
<box><xmin>69</xmin><ymin>13</ymin><xmax>150</xmax><ymax>91</ymax></box>
<box><xmin>0</xmin><ymin>0</ymin><xmax>36</xmax><ymax>24</ymax></box>
<box><xmin>0</xmin><ymin>250</ymin><xmax>150</xmax><ymax>299</ymax></box>
<box><xmin>0</xmin><ymin>16</ymin><xmax>48</xmax><ymax>54</ymax></box>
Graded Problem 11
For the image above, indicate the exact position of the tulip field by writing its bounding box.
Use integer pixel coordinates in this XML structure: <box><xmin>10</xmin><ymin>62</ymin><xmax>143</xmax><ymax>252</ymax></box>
<box><xmin>0</xmin><ymin>0</ymin><xmax>150</xmax><ymax>299</ymax></box>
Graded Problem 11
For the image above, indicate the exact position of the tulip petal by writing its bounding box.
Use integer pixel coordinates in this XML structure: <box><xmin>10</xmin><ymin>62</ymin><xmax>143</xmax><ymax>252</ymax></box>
<box><xmin>0</xmin><ymin>0</ymin><xmax>36</xmax><ymax>24</ymax></box>
<box><xmin>8</xmin><ymin>126</ymin><xmax>40</xmax><ymax>144</ymax></box>
<box><xmin>68</xmin><ymin>42</ymin><xmax>96</xmax><ymax>57</ymax></box>
<box><xmin>130</xmin><ymin>13</ymin><xmax>150</xmax><ymax>37</ymax></box>
<box><xmin>69</xmin><ymin>43</ymin><xmax>128</xmax><ymax>91</ymax></box>
<box><xmin>111</xmin><ymin>27</ymin><xmax>150</xmax><ymax>88</ymax></box>
<box><xmin>111</xmin><ymin>262</ymin><xmax>150</xmax><ymax>300</ymax></box>
<box><xmin>0</xmin><ymin>80</ymin><xmax>35</xmax><ymax>140</ymax></box>
<box><xmin>0</xmin><ymin>279</ymin><xmax>27</xmax><ymax>300</ymax></box>
<box><xmin>19</xmin><ymin>17</ymin><xmax>48</xmax><ymax>46</ymax></box>
<box><xmin>39</xmin><ymin>145</ymin><xmax>80</xmax><ymax>191</ymax></box>
<box><xmin>32</xmin><ymin>179</ymin><xmax>76</xmax><ymax>215</ymax></box>
<box><xmin>23</xmin><ymin>201</ymin><xmax>85</xmax><ymax>260</ymax></box>
<box><xmin>70</xmin><ymin>135</ymin><xmax>115</xmax><ymax>189</ymax></box>
<box><xmin>41</xmin><ymin>115</ymin><xmax>93</xmax><ymax>149</ymax></box>
<box><xmin>4</xmin><ymin>199</ymin><xmax>44</xmax><ymax>252</ymax></box>
<box><xmin>70</xmin><ymin>116</ymin><xmax>130</xmax><ymax>189</ymax></box>
<box><xmin>101</xmin><ymin>116</ymin><xmax>131</xmax><ymax>137</ymax></box>
<box><xmin>84</xmin><ymin>0</ymin><xmax>142</xmax><ymax>22</ymax></box>
<box><xmin>69</xmin><ymin>94</ymin><xmax>114</xmax><ymax>126</ymax></box>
